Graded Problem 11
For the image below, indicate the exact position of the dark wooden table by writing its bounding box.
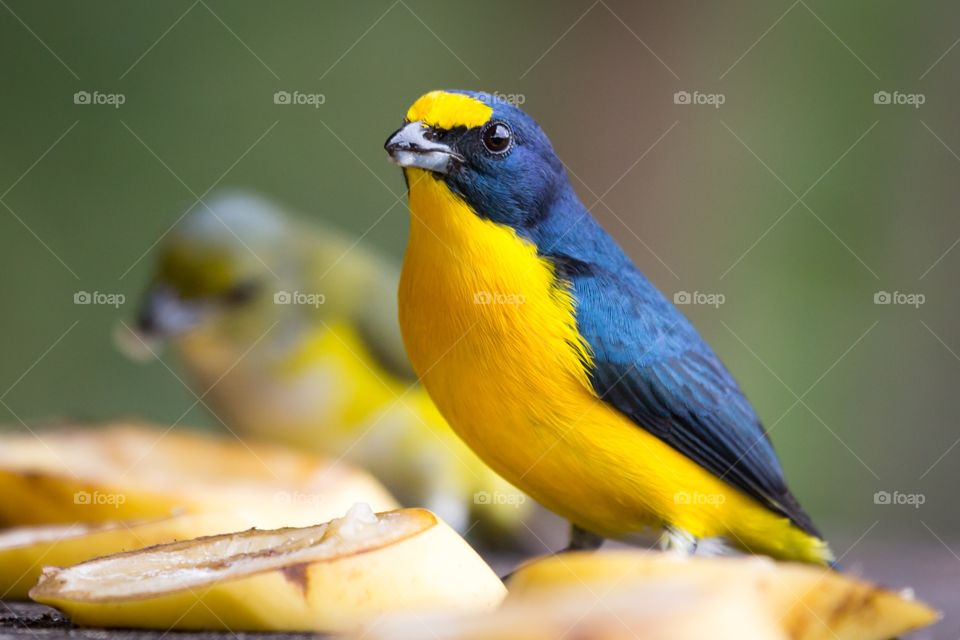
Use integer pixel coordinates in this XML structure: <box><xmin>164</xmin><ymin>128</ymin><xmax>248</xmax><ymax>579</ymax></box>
<box><xmin>0</xmin><ymin>602</ymin><xmax>325</xmax><ymax>640</ymax></box>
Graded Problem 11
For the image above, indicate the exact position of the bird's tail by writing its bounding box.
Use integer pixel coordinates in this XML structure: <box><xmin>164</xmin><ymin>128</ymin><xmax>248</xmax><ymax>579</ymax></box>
<box><xmin>730</xmin><ymin>511</ymin><xmax>836</xmax><ymax>568</ymax></box>
<box><xmin>756</xmin><ymin>524</ymin><xmax>836</xmax><ymax>567</ymax></box>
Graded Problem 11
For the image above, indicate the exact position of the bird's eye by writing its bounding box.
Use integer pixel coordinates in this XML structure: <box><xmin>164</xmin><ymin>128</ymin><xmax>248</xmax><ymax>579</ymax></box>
<box><xmin>223</xmin><ymin>280</ymin><xmax>258</xmax><ymax>306</ymax></box>
<box><xmin>481</xmin><ymin>122</ymin><xmax>512</xmax><ymax>155</ymax></box>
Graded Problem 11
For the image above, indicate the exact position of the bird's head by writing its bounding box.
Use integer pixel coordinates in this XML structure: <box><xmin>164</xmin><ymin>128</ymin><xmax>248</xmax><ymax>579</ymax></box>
<box><xmin>385</xmin><ymin>90</ymin><xmax>569</xmax><ymax>230</ymax></box>
<box><xmin>136</xmin><ymin>192</ymin><xmax>291</xmax><ymax>339</ymax></box>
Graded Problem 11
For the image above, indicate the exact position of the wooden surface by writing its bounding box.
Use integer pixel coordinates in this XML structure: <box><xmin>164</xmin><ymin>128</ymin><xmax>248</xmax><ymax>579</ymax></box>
<box><xmin>0</xmin><ymin>602</ymin><xmax>325</xmax><ymax>640</ymax></box>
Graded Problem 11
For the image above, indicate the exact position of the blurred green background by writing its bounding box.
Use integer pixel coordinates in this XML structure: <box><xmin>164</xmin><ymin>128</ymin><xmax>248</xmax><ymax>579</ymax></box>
<box><xmin>1</xmin><ymin>0</ymin><xmax>957</xmax><ymax>617</ymax></box>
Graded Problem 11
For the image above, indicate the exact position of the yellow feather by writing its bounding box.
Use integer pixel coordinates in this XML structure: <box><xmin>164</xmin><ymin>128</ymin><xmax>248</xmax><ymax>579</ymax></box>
<box><xmin>399</xmin><ymin>169</ymin><xmax>831</xmax><ymax>564</ymax></box>
<box><xmin>406</xmin><ymin>91</ymin><xmax>492</xmax><ymax>129</ymax></box>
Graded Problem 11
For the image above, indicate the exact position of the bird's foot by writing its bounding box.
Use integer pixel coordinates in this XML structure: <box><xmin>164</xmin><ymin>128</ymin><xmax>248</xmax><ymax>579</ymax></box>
<box><xmin>659</xmin><ymin>525</ymin><xmax>699</xmax><ymax>556</ymax></box>
<box><xmin>562</xmin><ymin>523</ymin><xmax>605</xmax><ymax>553</ymax></box>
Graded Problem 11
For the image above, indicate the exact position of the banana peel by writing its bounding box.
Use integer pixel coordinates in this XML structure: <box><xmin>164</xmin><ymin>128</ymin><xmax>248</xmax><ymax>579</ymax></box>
<box><xmin>30</xmin><ymin>506</ymin><xmax>507</xmax><ymax>633</ymax></box>
<box><xmin>504</xmin><ymin>550</ymin><xmax>938</xmax><ymax>640</ymax></box>
<box><xmin>0</xmin><ymin>512</ymin><xmax>270</xmax><ymax>600</ymax></box>
<box><xmin>0</xmin><ymin>422</ymin><xmax>397</xmax><ymax>527</ymax></box>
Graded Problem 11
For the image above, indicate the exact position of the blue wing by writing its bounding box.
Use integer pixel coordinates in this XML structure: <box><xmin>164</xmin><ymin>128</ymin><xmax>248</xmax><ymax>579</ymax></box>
<box><xmin>548</xmin><ymin>252</ymin><xmax>820</xmax><ymax>538</ymax></box>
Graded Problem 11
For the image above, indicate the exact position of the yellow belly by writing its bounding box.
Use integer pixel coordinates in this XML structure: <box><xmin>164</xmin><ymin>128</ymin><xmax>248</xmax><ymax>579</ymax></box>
<box><xmin>399</xmin><ymin>170</ymin><xmax>828</xmax><ymax>563</ymax></box>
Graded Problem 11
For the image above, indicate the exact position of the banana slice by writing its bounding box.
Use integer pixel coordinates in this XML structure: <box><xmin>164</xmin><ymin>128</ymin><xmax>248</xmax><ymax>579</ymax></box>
<box><xmin>0</xmin><ymin>512</ymin><xmax>264</xmax><ymax>600</ymax></box>
<box><xmin>357</xmin><ymin>580</ymin><xmax>785</xmax><ymax>640</ymax></box>
<box><xmin>505</xmin><ymin>550</ymin><xmax>938</xmax><ymax>640</ymax></box>
<box><xmin>0</xmin><ymin>422</ymin><xmax>397</xmax><ymax>527</ymax></box>
<box><xmin>30</xmin><ymin>505</ymin><xmax>506</xmax><ymax>632</ymax></box>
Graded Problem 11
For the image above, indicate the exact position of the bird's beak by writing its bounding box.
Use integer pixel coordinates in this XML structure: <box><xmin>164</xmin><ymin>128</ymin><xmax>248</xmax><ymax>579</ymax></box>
<box><xmin>384</xmin><ymin>121</ymin><xmax>462</xmax><ymax>175</ymax></box>
<box><xmin>136</xmin><ymin>285</ymin><xmax>206</xmax><ymax>337</ymax></box>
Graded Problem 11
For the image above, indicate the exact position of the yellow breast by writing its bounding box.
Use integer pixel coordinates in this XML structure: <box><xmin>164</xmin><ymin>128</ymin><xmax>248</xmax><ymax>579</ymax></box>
<box><xmin>398</xmin><ymin>170</ymin><xmax>651</xmax><ymax>531</ymax></box>
<box><xmin>399</xmin><ymin>169</ymin><xmax>589</xmax><ymax>439</ymax></box>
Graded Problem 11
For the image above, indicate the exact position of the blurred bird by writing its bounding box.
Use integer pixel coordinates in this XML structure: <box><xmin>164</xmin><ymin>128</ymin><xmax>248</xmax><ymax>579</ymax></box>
<box><xmin>385</xmin><ymin>90</ymin><xmax>835</xmax><ymax>565</ymax></box>
<box><xmin>127</xmin><ymin>192</ymin><xmax>530</xmax><ymax>538</ymax></box>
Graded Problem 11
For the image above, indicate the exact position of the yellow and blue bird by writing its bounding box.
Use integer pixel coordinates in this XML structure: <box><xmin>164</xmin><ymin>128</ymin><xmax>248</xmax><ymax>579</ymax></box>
<box><xmin>385</xmin><ymin>90</ymin><xmax>835</xmax><ymax>565</ymax></box>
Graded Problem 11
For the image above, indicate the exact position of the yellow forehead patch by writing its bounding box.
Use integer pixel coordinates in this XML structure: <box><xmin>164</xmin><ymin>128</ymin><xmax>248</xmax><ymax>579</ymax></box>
<box><xmin>406</xmin><ymin>91</ymin><xmax>493</xmax><ymax>130</ymax></box>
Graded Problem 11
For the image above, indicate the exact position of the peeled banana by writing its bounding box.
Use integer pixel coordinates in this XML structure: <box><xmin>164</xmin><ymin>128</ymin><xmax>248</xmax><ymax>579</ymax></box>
<box><xmin>30</xmin><ymin>505</ymin><xmax>506</xmax><ymax>633</ymax></box>
<box><xmin>0</xmin><ymin>422</ymin><xmax>397</xmax><ymax>527</ymax></box>
<box><xmin>358</xmin><ymin>550</ymin><xmax>936</xmax><ymax>640</ymax></box>
<box><xmin>505</xmin><ymin>550</ymin><xmax>938</xmax><ymax>640</ymax></box>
